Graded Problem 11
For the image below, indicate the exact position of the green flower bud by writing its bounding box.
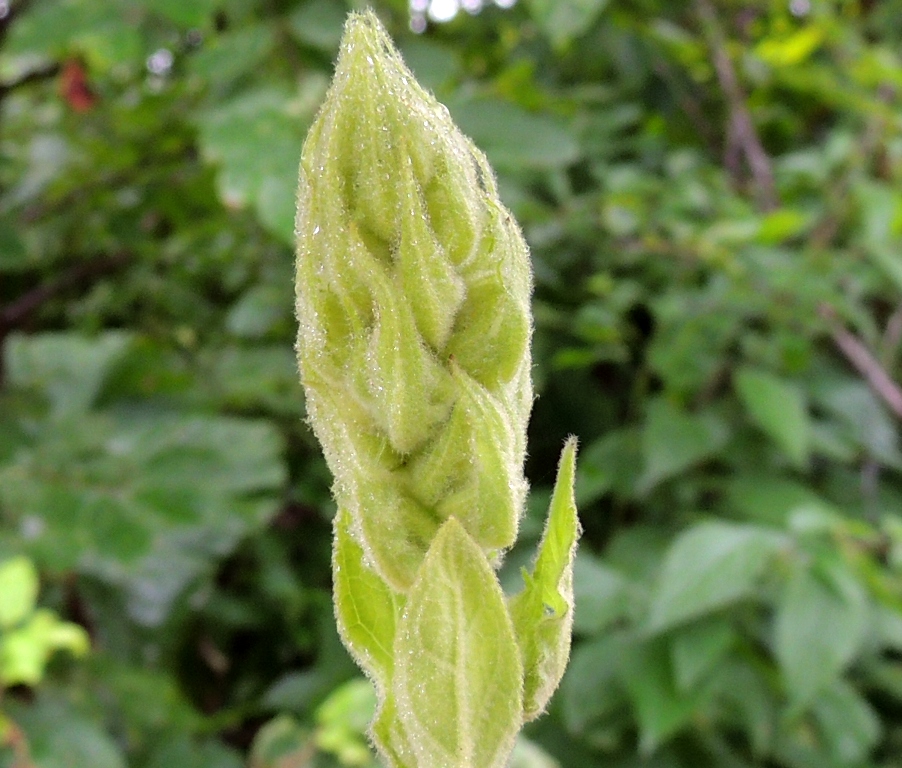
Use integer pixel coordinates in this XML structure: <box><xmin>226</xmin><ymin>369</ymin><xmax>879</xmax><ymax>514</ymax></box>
<box><xmin>295</xmin><ymin>12</ymin><xmax>580</xmax><ymax>768</ymax></box>
<box><xmin>295</xmin><ymin>9</ymin><xmax>533</xmax><ymax>590</ymax></box>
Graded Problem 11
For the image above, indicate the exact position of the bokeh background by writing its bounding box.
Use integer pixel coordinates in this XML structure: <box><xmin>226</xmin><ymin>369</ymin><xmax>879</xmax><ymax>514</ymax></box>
<box><xmin>2</xmin><ymin>0</ymin><xmax>902</xmax><ymax>766</ymax></box>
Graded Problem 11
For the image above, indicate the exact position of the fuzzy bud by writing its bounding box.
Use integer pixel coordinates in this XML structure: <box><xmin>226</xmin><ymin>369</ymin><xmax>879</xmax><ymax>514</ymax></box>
<box><xmin>295</xmin><ymin>10</ymin><xmax>533</xmax><ymax>590</ymax></box>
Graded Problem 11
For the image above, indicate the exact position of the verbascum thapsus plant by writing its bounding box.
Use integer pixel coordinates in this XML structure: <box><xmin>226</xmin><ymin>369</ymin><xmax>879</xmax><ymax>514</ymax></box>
<box><xmin>295</xmin><ymin>10</ymin><xmax>580</xmax><ymax>767</ymax></box>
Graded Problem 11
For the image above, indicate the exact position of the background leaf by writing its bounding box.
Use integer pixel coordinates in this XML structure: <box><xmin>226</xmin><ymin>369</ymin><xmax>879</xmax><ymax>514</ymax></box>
<box><xmin>525</xmin><ymin>0</ymin><xmax>611</xmax><ymax>47</ymax></box>
<box><xmin>640</xmin><ymin>399</ymin><xmax>728</xmax><ymax>490</ymax></box>
<box><xmin>775</xmin><ymin>560</ymin><xmax>869</xmax><ymax>707</ymax></box>
<box><xmin>734</xmin><ymin>367</ymin><xmax>810</xmax><ymax>467</ymax></box>
<box><xmin>647</xmin><ymin>522</ymin><xmax>785</xmax><ymax>632</ymax></box>
<box><xmin>0</xmin><ymin>556</ymin><xmax>38</xmax><ymax>628</ymax></box>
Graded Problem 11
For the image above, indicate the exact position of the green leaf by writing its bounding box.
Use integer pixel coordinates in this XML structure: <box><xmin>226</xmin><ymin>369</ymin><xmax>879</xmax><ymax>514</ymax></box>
<box><xmin>510</xmin><ymin>438</ymin><xmax>580</xmax><ymax>721</ymax></box>
<box><xmin>198</xmin><ymin>86</ymin><xmax>298</xmax><ymax>207</ymax></box>
<box><xmin>0</xmin><ymin>556</ymin><xmax>39</xmax><ymax>628</ymax></box>
<box><xmin>392</xmin><ymin>518</ymin><xmax>523</xmax><ymax>768</ymax></box>
<box><xmin>399</xmin><ymin>38</ymin><xmax>460</xmax><ymax>93</ymax></box>
<box><xmin>332</xmin><ymin>508</ymin><xmax>402</xmax><ymax>685</ymax></box>
<box><xmin>868</xmin><ymin>246</ymin><xmax>902</xmax><ymax>295</ymax></box>
<box><xmin>372</xmin><ymin>691</ymin><xmax>416</xmax><ymax>768</ymax></box>
<box><xmin>525</xmin><ymin>0</ymin><xmax>610</xmax><ymax>47</ymax></box>
<box><xmin>315</xmin><ymin>679</ymin><xmax>379</xmax><ymax>766</ymax></box>
<box><xmin>710</xmin><ymin>660</ymin><xmax>776</xmax><ymax>755</ymax></box>
<box><xmin>10</xmin><ymin>696</ymin><xmax>126</xmax><ymax>768</ymax></box>
<box><xmin>726</xmin><ymin>475</ymin><xmax>838</xmax><ymax>527</ymax></box>
<box><xmin>619</xmin><ymin>637</ymin><xmax>707</xmax><ymax>754</ymax></box>
<box><xmin>87</xmin><ymin>658</ymin><xmax>200</xmax><ymax>733</ymax></box>
<box><xmin>572</xmin><ymin>551</ymin><xmax>631</xmax><ymax>635</ymax></box>
<box><xmin>5</xmin><ymin>0</ymin><xmax>143</xmax><ymax>70</ymax></box>
<box><xmin>647</xmin><ymin>522</ymin><xmax>785</xmax><ymax>632</ymax></box>
<box><xmin>560</xmin><ymin>632</ymin><xmax>630</xmax><ymax>735</ymax></box>
<box><xmin>137</xmin><ymin>0</ymin><xmax>220</xmax><ymax>27</ymax></box>
<box><xmin>144</xmin><ymin>735</ymin><xmax>243</xmax><ymax>768</ymax></box>
<box><xmin>509</xmin><ymin>438</ymin><xmax>581</xmax><ymax>720</ymax></box>
<box><xmin>5</xmin><ymin>332</ymin><xmax>132</xmax><ymax>418</ymax></box>
<box><xmin>262</xmin><ymin>672</ymin><xmax>327</xmax><ymax>713</ymax></box>
<box><xmin>509</xmin><ymin>737</ymin><xmax>561</xmax><ymax>768</ymax></box>
<box><xmin>261</xmin><ymin>616</ymin><xmax>359</xmax><ymax>714</ymax></box>
<box><xmin>210</xmin><ymin>345</ymin><xmax>303</xmax><ymax>415</ymax></box>
<box><xmin>0</xmin><ymin>218</ymin><xmax>27</xmax><ymax>272</ymax></box>
<box><xmin>0</xmin><ymin>608</ymin><xmax>89</xmax><ymax>686</ymax></box>
<box><xmin>756</xmin><ymin>26</ymin><xmax>825</xmax><ymax>66</ymax></box>
<box><xmin>812</xmin><ymin>378</ymin><xmax>901</xmax><ymax>466</ymax></box>
<box><xmin>575</xmin><ymin>428</ymin><xmax>642</xmax><ymax>505</ymax></box>
<box><xmin>755</xmin><ymin>208</ymin><xmax>811</xmax><ymax>244</ymax></box>
<box><xmin>0</xmin><ymin>412</ymin><xmax>284</xmax><ymax>624</ymax></box>
<box><xmin>855</xmin><ymin>180</ymin><xmax>902</xmax><ymax>287</ymax></box>
<box><xmin>449</xmin><ymin>99</ymin><xmax>580</xmax><ymax>170</ymax></box>
<box><xmin>197</xmin><ymin>81</ymin><xmax>325</xmax><ymax>243</ymax></box>
<box><xmin>640</xmin><ymin>398</ymin><xmax>728</xmax><ymax>490</ymax></box>
<box><xmin>188</xmin><ymin>24</ymin><xmax>275</xmax><ymax>86</ymax></box>
<box><xmin>248</xmin><ymin>715</ymin><xmax>314</xmax><ymax>768</ymax></box>
<box><xmin>288</xmin><ymin>0</ymin><xmax>348</xmax><ymax>53</ymax></box>
<box><xmin>811</xmin><ymin>679</ymin><xmax>880</xmax><ymax>764</ymax></box>
<box><xmin>734</xmin><ymin>367</ymin><xmax>810</xmax><ymax>466</ymax></box>
<box><xmin>670</xmin><ymin>617</ymin><xmax>735</xmax><ymax>692</ymax></box>
<box><xmin>775</xmin><ymin>561</ymin><xmax>868</xmax><ymax>707</ymax></box>
<box><xmin>605</xmin><ymin>524</ymin><xmax>672</xmax><ymax>583</ymax></box>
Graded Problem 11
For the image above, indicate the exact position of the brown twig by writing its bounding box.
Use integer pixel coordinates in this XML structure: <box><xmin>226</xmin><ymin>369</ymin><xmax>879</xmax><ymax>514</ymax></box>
<box><xmin>821</xmin><ymin>304</ymin><xmax>902</xmax><ymax>420</ymax></box>
<box><xmin>0</xmin><ymin>252</ymin><xmax>130</xmax><ymax>332</ymax></box>
<box><xmin>1</xmin><ymin>715</ymin><xmax>38</xmax><ymax>768</ymax></box>
<box><xmin>695</xmin><ymin>0</ymin><xmax>779</xmax><ymax>212</ymax></box>
<box><xmin>0</xmin><ymin>252</ymin><xmax>131</xmax><ymax>384</ymax></box>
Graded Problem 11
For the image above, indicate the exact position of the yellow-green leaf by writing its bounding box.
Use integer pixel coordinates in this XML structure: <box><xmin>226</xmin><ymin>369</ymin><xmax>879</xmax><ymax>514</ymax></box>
<box><xmin>735</xmin><ymin>367</ymin><xmax>810</xmax><ymax>467</ymax></box>
<box><xmin>509</xmin><ymin>438</ymin><xmax>581</xmax><ymax>720</ymax></box>
<box><xmin>332</xmin><ymin>509</ymin><xmax>403</xmax><ymax>686</ymax></box>
<box><xmin>0</xmin><ymin>556</ymin><xmax>39</xmax><ymax>629</ymax></box>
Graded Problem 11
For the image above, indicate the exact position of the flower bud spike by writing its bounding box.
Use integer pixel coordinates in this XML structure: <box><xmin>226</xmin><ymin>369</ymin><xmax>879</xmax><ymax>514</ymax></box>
<box><xmin>295</xmin><ymin>10</ymin><xmax>579</xmax><ymax>768</ymax></box>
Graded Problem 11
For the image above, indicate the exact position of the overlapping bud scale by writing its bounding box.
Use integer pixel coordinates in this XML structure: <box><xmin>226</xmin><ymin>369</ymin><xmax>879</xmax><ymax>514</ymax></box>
<box><xmin>295</xmin><ymin>12</ymin><xmax>532</xmax><ymax>591</ymax></box>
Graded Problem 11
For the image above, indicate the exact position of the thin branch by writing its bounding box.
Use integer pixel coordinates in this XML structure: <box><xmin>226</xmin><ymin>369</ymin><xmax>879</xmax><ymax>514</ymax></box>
<box><xmin>0</xmin><ymin>252</ymin><xmax>131</xmax><ymax>386</ymax></box>
<box><xmin>695</xmin><ymin>0</ymin><xmax>779</xmax><ymax>212</ymax></box>
<box><xmin>0</xmin><ymin>62</ymin><xmax>60</xmax><ymax>101</ymax></box>
<box><xmin>0</xmin><ymin>252</ymin><xmax>130</xmax><ymax>332</ymax></box>
<box><xmin>821</xmin><ymin>305</ymin><xmax>902</xmax><ymax>420</ymax></box>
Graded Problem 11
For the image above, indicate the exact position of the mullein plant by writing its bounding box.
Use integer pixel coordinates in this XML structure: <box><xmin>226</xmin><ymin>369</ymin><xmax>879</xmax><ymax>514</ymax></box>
<box><xmin>294</xmin><ymin>10</ymin><xmax>580</xmax><ymax>767</ymax></box>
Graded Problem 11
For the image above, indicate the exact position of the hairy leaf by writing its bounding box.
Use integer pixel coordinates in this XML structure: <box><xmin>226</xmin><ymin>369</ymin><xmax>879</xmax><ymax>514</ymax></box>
<box><xmin>392</xmin><ymin>518</ymin><xmax>523</xmax><ymax>768</ymax></box>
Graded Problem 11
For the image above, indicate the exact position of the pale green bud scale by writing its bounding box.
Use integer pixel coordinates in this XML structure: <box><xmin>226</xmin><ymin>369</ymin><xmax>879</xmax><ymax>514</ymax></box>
<box><xmin>397</xmin><ymin>157</ymin><xmax>466</xmax><ymax>352</ymax></box>
<box><xmin>296</xmin><ymin>9</ymin><xmax>533</xmax><ymax>581</ymax></box>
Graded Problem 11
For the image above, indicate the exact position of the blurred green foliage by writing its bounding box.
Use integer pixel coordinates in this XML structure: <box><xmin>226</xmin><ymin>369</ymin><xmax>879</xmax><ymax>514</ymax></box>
<box><xmin>1</xmin><ymin>0</ymin><xmax>902</xmax><ymax>766</ymax></box>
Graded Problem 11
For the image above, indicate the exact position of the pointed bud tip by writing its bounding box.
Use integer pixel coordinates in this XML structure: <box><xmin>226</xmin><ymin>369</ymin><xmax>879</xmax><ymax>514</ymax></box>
<box><xmin>559</xmin><ymin>436</ymin><xmax>579</xmax><ymax>482</ymax></box>
<box><xmin>336</xmin><ymin>9</ymin><xmax>395</xmax><ymax>76</ymax></box>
